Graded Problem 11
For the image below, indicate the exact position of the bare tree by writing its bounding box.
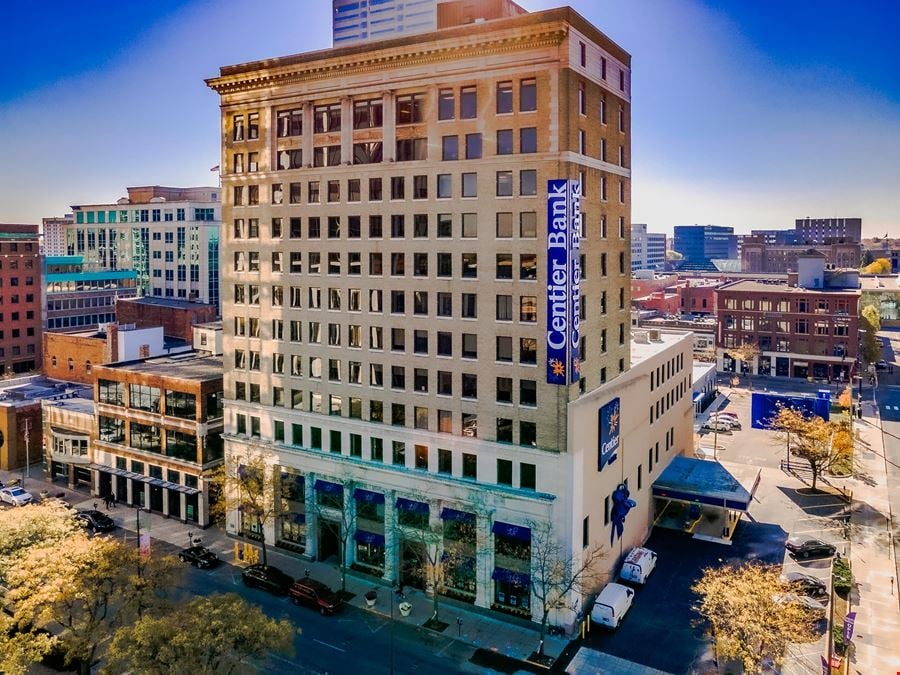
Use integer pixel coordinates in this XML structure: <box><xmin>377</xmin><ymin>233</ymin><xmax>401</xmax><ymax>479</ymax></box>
<box><xmin>208</xmin><ymin>454</ymin><xmax>285</xmax><ymax>567</ymax></box>
<box><xmin>529</xmin><ymin>521</ymin><xmax>605</xmax><ymax>658</ymax></box>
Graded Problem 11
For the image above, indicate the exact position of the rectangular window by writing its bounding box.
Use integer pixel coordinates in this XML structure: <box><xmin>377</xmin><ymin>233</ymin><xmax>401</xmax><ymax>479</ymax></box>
<box><xmin>396</xmin><ymin>93</ymin><xmax>424</xmax><ymax>124</ymax></box>
<box><xmin>460</xmin><ymin>86</ymin><xmax>477</xmax><ymax>119</ymax></box>
<box><xmin>461</xmin><ymin>173</ymin><xmax>477</xmax><ymax>198</ymax></box>
<box><xmin>438</xmin><ymin>88</ymin><xmax>455</xmax><ymax>120</ymax></box>
<box><xmin>497</xmin><ymin>459</ymin><xmax>513</xmax><ymax>486</ymax></box>
<box><xmin>520</xmin><ymin>78</ymin><xmax>536</xmax><ymax>111</ymax></box>
<box><xmin>465</xmin><ymin>133</ymin><xmax>482</xmax><ymax>160</ymax></box>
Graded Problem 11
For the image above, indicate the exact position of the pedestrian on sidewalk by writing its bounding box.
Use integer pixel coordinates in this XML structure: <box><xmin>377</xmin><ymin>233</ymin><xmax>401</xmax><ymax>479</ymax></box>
<box><xmin>112</xmin><ymin>493</ymin><xmax>118</xmax><ymax>508</ymax></box>
<box><xmin>104</xmin><ymin>494</ymin><xmax>111</xmax><ymax>510</ymax></box>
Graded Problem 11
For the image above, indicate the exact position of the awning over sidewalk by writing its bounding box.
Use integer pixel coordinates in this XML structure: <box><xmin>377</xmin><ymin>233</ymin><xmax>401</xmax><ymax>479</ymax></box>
<box><xmin>652</xmin><ymin>456</ymin><xmax>760</xmax><ymax>511</ymax></box>
<box><xmin>88</xmin><ymin>463</ymin><xmax>200</xmax><ymax>495</ymax></box>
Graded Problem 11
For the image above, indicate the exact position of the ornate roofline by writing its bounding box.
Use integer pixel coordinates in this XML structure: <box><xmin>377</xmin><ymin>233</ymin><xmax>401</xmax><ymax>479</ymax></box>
<box><xmin>206</xmin><ymin>27</ymin><xmax>568</xmax><ymax>96</ymax></box>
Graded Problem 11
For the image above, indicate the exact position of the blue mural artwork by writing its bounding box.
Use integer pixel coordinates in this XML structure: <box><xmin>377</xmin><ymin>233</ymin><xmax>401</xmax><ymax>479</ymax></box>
<box><xmin>609</xmin><ymin>482</ymin><xmax>636</xmax><ymax>546</ymax></box>
<box><xmin>598</xmin><ymin>397</ymin><xmax>621</xmax><ymax>471</ymax></box>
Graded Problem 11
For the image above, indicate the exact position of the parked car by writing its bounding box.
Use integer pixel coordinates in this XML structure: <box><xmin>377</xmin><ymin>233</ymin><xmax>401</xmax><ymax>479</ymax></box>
<box><xmin>710</xmin><ymin>413</ymin><xmax>742</xmax><ymax>430</ymax></box>
<box><xmin>619</xmin><ymin>547</ymin><xmax>657</xmax><ymax>585</ymax></box>
<box><xmin>590</xmin><ymin>582</ymin><xmax>634</xmax><ymax>628</ymax></box>
<box><xmin>701</xmin><ymin>420</ymin><xmax>733</xmax><ymax>434</ymax></box>
<box><xmin>241</xmin><ymin>564</ymin><xmax>293</xmax><ymax>595</ymax></box>
<box><xmin>712</xmin><ymin>411</ymin><xmax>739</xmax><ymax>422</ymax></box>
<box><xmin>75</xmin><ymin>510</ymin><xmax>115</xmax><ymax>533</ymax></box>
<box><xmin>780</xmin><ymin>572</ymin><xmax>828</xmax><ymax>599</ymax></box>
<box><xmin>0</xmin><ymin>486</ymin><xmax>33</xmax><ymax>507</ymax></box>
<box><xmin>774</xmin><ymin>593</ymin><xmax>827</xmax><ymax>620</ymax></box>
<box><xmin>785</xmin><ymin>537</ymin><xmax>836</xmax><ymax>559</ymax></box>
<box><xmin>289</xmin><ymin>577</ymin><xmax>342</xmax><ymax>615</ymax></box>
<box><xmin>875</xmin><ymin>360</ymin><xmax>888</xmax><ymax>371</ymax></box>
<box><xmin>178</xmin><ymin>545</ymin><xmax>219</xmax><ymax>569</ymax></box>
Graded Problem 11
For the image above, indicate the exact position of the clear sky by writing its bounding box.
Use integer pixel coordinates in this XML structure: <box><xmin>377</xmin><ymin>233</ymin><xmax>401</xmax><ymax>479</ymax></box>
<box><xmin>2</xmin><ymin>0</ymin><xmax>898</xmax><ymax>236</ymax></box>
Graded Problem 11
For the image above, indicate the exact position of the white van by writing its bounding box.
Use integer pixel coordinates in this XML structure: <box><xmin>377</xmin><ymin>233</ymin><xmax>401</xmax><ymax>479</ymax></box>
<box><xmin>590</xmin><ymin>582</ymin><xmax>634</xmax><ymax>628</ymax></box>
<box><xmin>619</xmin><ymin>547</ymin><xmax>658</xmax><ymax>585</ymax></box>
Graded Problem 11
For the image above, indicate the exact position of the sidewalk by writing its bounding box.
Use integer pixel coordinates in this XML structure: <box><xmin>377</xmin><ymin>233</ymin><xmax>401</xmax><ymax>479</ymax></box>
<box><xmin>844</xmin><ymin>402</ymin><xmax>900</xmax><ymax>672</ymax></box>
<box><xmin>0</xmin><ymin>468</ymin><xmax>567</xmax><ymax>666</ymax></box>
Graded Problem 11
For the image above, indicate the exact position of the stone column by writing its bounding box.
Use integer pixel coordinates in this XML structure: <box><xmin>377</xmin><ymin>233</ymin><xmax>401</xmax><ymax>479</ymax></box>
<box><xmin>179</xmin><ymin>492</ymin><xmax>187</xmax><ymax>523</ymax></box>
<box><xmin>162</xmin><ymin>488</ymin><xmax>170</xmax><ymax>517</ymax></box>
<box><xmin>126</xmin><ymin>477</ymin><xmax>134</xmax><ymax>506</ymax></box>
<box><xmin>68</xmin><ymin>464</ymin><xmax>76</xmax><ymax>490</ymax></box>
<box><xmin>474</xmin><ymin>512</ymin><xmax>494</xmax><ymax>609</ymax></box>
<box><xmin>303</xmin><ymin>103</ymin><xmax>315</xmax><ymax>168</ymax></box>
<box><xmin>304</xmin><ymin>472</ymin><xmax>318</xmax><ymax>560</ymax></box>
<box><xmin>341</xmin><ymin>96</ymin><xmax>353</xmax><ymax>165</ymax></box>
<box><xmin>382</xmin><ymin>489</ymin><xmax>398</xmax><ymax>583</ymax></box>
<box><xmin>344</xmin><ymin>486</ymin><xmax>357</xmax><ymax>570</ymax></box>
<box><xmin>381</xmin><ymin>91</ymin><xmax>396</xmax><ymax>162</ymax></box>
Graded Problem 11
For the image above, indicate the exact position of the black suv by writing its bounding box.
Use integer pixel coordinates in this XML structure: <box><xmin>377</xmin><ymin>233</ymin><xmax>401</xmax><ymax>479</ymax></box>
<box><xmin>75</xmin><ymin>510</ymin><xmax>115</xmax><ymax>533</ymax></box>
<box><xmin>178</xmin><ymin>545</ymin><xmax>219</xmax><ymax>569</ymax></box>
<box><xmin>289</xmin><ymin>577</ymin><xmax>342</xmax><ymax>615</ymax></box>
<box><xmin>241</xmin><ymin>564</ymin><xmax>293</xmax><ymax>595</ymax></box>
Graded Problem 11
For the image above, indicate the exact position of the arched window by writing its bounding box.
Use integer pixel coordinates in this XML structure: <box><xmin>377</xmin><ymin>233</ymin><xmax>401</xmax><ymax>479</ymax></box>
<box><xmin>85</xmin><ymin>361</ymin><xmax>92</xmax><ymax>373</ymax></box>
<box><xmin>68</xmin><ymin>358</ymin><xmax>74</xmax><ymax>371</ymax></box>
<box><xmin>51</xmin><ymin>356</ymin><xmax>57</xmax><ymax>367</ymax></box>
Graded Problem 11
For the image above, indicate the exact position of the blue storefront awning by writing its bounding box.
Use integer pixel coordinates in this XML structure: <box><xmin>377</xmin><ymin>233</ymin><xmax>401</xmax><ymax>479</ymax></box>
<box><xmin>492</xmin><ymin>521</ymin><xmax>531</xmax><ymax>542</ymax></box>
<box><xmin>289</xmin><ymin>512</ymin><xmax>306</xmax><ymax>524</ymax></box>
<box><xmin>492</xmin><ymin>567</ymin><xmax>530</xmax><ymax>587</ymax></box>
<box><xmin>354</xmin><ymin>530</ymin><xmax>385</xmax><ymax>546</ymax></box>
<box><xmin>441</xmin><ymin>507</ymin><xmax>476</xmax><ymax>523</ymax></box>
<box><xmin>396</xmin><ymin>497</ymin><xmax>429</xmax><ymax>514</ymax></box>
<box><xmin>354</xmin><ymin>488</ymin><xmax>385</xmax><ymax>504</ymax></box>
<box><xmin>314</xmin><ymin>479</ymin><xmax>343</xmax><ymax>495</ymax></box>
<box><xmin>692</xmin><ymin>391</ymin><xmax>705</xmax><ymax>403</ymax></box>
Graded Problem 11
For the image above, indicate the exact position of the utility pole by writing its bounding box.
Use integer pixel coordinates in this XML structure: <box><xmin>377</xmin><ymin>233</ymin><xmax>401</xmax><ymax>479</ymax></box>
<box><xmin>20</xmin><ymin>417</ymin><xmax>31</xmax><ymax>488</ymax></box>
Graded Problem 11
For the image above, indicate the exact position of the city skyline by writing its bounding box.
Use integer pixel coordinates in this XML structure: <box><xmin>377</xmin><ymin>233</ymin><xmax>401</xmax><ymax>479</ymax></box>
<box><xmin>2</xmin><ymin>0</ymin><xmax>899</xmax><ymax>236</ymax></box>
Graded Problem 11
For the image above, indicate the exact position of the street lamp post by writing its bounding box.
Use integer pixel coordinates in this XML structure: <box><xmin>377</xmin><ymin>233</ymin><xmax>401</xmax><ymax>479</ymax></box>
<box><xmin>389</xmin><ymin>578</ymin><xmax>395</xmax><ymax>675</ymax></box>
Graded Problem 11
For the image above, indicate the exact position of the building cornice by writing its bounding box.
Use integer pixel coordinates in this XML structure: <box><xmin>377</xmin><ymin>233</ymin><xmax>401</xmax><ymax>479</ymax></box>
<box><xmin>207</xmin><ymin>27</ymin><xmax>567</xmax><ymax>97</ymax></box>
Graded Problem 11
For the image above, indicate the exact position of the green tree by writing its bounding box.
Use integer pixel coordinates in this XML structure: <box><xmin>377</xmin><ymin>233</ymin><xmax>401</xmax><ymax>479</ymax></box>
<box><xmin>209</xmin><ymin>454</ymin><xmax>285</xmax><ymax>567</ymax></box>
<box><xmin>0</xmin><ymin>611</ymin><xmax>56</xmax><ymax>675</ymax></box>
<box><xmin>103</xmin><ymin>593</ymin><xmax>294</xmax><ymax>675</ymax></box>
<box><xmin>7</xmin><ymin>533</ymin><xmax>181</xmax><ymax>675</ymax></box>
<box><xmin>860</xmin><ymin>304</ymin><xmax>882</xmax><ymax>364</ymax></box>
<box><xmin>861</xmin><ymin>249</ymin><xmax>874</xmax><ymax>267</ymax></box>
<box><xmin>693</xmin><ymin>563</ymin><xmax>818</xmax><ymax>674</ymax></box>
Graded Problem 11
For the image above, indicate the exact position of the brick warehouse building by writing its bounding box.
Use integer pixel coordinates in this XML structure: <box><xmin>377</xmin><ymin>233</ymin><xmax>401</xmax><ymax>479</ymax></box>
<box><xmin>0</xmin><ymin>224</ymin><xmax>42</xmax><ymax>376</ymax></box>
<box><xmin>206</xmin><ymin>5</ymin><xmax>659</xmax><ymax>624</ymax></box>
<box><xmin>716</xmin><ymin>254</ymin><xmax>861</xmax><ymax>381</ymax></box>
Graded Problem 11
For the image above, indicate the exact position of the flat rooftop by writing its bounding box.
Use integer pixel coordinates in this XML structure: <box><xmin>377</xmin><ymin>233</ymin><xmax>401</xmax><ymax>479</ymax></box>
<box><xmin>719</xmin><ymin>280</ymin><xmax>860</xmax><ymax>294</ymax></box>
<box><xmin>0</xmin><ymin>377</ymin><xmax>92</xmax><ymax>408</ymax></box>
<box><xmin>630</xmin><ymin>330</ymin><xmax>691</xmax><ymax>366</ymax></box>
<box><xmin>44</xmin><ymin>397</ymin><xmax>95</xmax><ymax>416</ymax></box>
<box><xmin>859</xmin><ymin>275</ymin><xmax>900</xmax><ymax>290</ymax></box>
<box><xmin>118</xmin><ymin>296</ymin><xmax>217</xmax><ymax>310</ymax></box>
<box><xmin>99</xmin><ymin>353</ymin><xmax>223</xmax><ymax>382</ymax></box>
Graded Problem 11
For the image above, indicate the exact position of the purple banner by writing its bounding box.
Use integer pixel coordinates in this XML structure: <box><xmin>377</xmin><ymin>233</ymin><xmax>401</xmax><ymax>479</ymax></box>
<box><xmin>842</xmin><ymin>611</ymin><xmax>856</xmax><ymax>643</ymax></box>
<box><xmin>568</xmin><ymin>180</ymin><xmax>582</xmax><ymax>383</ymax></box>
<box><xmin>820</xmin><ymin>656</ymin><xmax>828</xmax><ymax>675</ymax></box>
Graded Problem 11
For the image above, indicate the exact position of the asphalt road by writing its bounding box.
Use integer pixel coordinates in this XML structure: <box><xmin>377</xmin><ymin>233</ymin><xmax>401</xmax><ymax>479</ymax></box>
<box><xmin>144</xmin><ymin>539</ymin><xmax>480</xmax><ymax>675</ymax></box>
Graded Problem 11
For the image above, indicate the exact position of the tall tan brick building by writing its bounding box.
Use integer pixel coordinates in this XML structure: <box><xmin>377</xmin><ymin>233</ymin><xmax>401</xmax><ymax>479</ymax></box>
<box><xmin>208</xmin><ymin>6</ymin><xmax>638</xmax><ymax>622</ymax></box>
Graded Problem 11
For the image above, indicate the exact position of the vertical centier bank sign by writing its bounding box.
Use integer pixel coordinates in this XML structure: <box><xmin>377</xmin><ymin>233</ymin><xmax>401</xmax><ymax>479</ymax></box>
<box><xmin>546</xmin><ymin>179</ymin><xmax>581</xmax><ymax>385</ymax></box>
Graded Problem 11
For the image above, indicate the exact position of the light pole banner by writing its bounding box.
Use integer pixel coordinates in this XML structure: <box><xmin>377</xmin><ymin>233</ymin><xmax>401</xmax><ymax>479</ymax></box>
<box><xmin>546</xmin><ymin>178</ymin><xmax>581</xmax><ymax>385</ymax></box>
<box><xmin>139</xmin><ymin>532</ymin><xmax>151</xmax><ymax>559</ymax></box>
<box><xmin>842</xmin><ymin>611</ymin><xmax>856</xmax><ymax>643</ymax></box>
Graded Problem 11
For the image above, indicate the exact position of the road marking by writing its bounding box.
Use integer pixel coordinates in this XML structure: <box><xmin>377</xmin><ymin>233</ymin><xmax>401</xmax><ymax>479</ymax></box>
<box><xmin>313</xmin><ymin>638</ymin><xmax>346</xmax><ymax>652</ymax></box>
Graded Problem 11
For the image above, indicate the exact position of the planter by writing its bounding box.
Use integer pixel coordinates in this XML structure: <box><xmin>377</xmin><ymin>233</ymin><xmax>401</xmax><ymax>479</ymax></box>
<box><xmin>364</xmin><ymin>590</ymin><xmax>377</xmax><ymax>608</ymax></box>
<box><xmin>398</xmin><ymin>602</ymin><xmax>412</xmax><ymax>617</ymax></box>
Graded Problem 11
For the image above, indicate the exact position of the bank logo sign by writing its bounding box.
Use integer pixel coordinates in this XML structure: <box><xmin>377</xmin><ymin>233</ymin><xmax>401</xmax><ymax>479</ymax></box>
<box><xmin>599</xmin><ymin>398</ymin><xmax>621</xmax><ymax>471</ymax></box>
<box><xmin>546</xmin><ymin>179</ymin><xmax>581</xmax><ymax>385</ymax></box>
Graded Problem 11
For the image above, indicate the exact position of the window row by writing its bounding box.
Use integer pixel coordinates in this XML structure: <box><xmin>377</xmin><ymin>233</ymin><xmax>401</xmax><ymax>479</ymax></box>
<box><xmin>234</xmin><ymin>212</ymin><xmax>539</xmax><ymax>241</ymax></box>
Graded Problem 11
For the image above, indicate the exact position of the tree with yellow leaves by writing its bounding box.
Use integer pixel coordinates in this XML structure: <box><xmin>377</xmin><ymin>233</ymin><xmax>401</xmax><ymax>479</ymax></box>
<box><xmin>6</xmin><ymin>533</ymin><xmax>181</xmax><ymax>675</ymax></box>
<box><xmin>0</xmin><ymin>500</ymin><xmax>82</xmax><ymax>584</ymax></box>
<box><xmin>103</xmin><ymin>593</ymin><xmax>295</xmax><ymax>675</ymax></box>
<box><xmin>693</xmin><ymin>563</ymin><xmax>818</xmax><ymax>674</ymax></box>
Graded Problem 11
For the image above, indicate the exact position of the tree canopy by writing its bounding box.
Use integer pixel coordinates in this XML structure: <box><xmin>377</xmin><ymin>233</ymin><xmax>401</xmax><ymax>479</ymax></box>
<box><xmin>860</xmin><ymin>304</ymin><xmax>882</xmax><ymax>364</ymax></box>
<box><xmin>861</xmin><ymin>257</ymin><xmax>891</xmax><ymax>275</ymax></box>
<box><xmin>693</xmin><ymin>563</ymin><xmax>818</xmax><ymax>674</ymax></box>
<box><xmin>103</xmin><ymin>593</ymin><xmax>294</xmax><ymax>675</ymax></box>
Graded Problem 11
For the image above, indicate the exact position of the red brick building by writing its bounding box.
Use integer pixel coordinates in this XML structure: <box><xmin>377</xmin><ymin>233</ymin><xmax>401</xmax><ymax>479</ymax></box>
<box><xmin>716</xmin><ymin>257</ymin><xmax>860</xmax><ymax>381</ymax></box>
<box><xmin>116</xmin><ymin>297</ymin><xmax>218</xmax><ymax>342</ymax></box>
<box><xmin>0</xmin><ymin>224</ymin><xmax>42</xmax><ymax>375</ymax></box>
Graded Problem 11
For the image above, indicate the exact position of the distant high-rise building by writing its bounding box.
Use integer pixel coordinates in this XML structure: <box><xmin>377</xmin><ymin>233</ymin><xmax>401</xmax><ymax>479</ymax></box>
<box><xmin>332</xmin><ymin>0</ymin><xmax>526</xmax><ymax>45</ymax></box>
<box><xmin>794</xmin><ymin>217</ymin><xmax>861</xmax><ymax>245</ymax></box>
<box><xmin>42</xmin><ymin>215</ymin><xmax>73</xmax><ymax>256</ymax></box>
<box><xmin>630</xmin><ymin>223</ymin><xmax>666</xmax><ymax>272</ymax></box>
<box><xmin>673</xmin><ymin>225</ymin><xmax>736</xmax><ymax>271</ymax></box>
<box><xmin>67</xmin><ymin>186</ymin><xmax>221</xmax><ymax>311</ymax></box>
<box><xmin>750</xmin><ymin>228</ymin><xmax>796</xmax><ymax>246</ymax></box>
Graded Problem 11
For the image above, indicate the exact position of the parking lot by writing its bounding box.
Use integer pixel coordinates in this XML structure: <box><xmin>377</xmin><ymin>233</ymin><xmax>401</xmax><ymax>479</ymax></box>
<box><xmin>579</xmin><ymin>382</ymin><xmax>850</xmax><ymax>674</ymax></box>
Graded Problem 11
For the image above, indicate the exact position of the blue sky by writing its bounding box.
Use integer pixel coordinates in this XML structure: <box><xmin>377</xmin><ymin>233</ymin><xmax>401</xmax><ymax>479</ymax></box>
<box><xmin>1</xmin><ymin>0</ymin><xmax>898</xmax><ymax>236</ymax></box>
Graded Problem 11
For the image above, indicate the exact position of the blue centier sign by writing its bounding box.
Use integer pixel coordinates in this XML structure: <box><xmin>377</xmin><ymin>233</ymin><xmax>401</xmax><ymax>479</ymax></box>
<box><xmin>545</xmin><ymin>179</ymin><xmax>581</xmax><ymax>385</ymax></box>
<box><xmin>598</xmin><ymin>397</ymin><xmax>621</xmax><ymax>470</ymax></box>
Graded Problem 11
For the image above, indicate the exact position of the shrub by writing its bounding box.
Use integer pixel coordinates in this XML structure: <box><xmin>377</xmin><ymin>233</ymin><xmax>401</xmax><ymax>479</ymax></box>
<box><xmin>833</xmin><ymin>557</ymin><xmax>852</xmax><ymax>596</ymax></box>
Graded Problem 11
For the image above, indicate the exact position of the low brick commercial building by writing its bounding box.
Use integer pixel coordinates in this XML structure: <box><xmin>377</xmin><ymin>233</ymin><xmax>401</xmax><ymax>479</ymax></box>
<box><xmin>716</xmin><ymin>254</ymin><xmax>860</xmax><ymax>382</ymax></box>
<box><xmin>115</xmin><ymin>296</ymin><xmax>218</xmax><ymax>342</ymax></box>
<box><xmin>91</xmin><ymin>353</ymin><xmax>224</xmax><ymax>526</ymax></box>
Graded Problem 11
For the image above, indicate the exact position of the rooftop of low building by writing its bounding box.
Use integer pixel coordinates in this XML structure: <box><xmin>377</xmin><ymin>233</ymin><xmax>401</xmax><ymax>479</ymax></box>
<box><xmin>96</xmin><ymin>352</ymin><xmax>223</xmax><ymax>382</ymax></box>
